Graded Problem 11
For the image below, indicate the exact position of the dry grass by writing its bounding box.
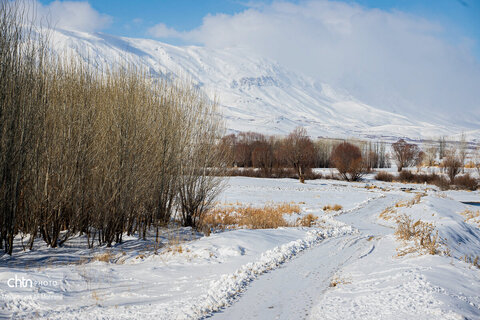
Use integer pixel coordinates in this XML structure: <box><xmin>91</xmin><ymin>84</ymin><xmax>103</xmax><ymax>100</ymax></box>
<box><xmin>165</xmin><ymin>245</ymin><xmax>185</xmax><ymax>254</ymax></box>
<box><xmin>92</xmin><ymin>251</ymin><xmax>116</xmax><ymax>263</ymax></box>
<box><xmin>323</xmin><ymin>204</ymin><xmax>343</xmax><ymax>212</ymax></box>
<box><xmin>394</xmin><ymin>193</ymin><xmax>424</xmax><ymax>208</ymax></box>
<box><xmin>379</xmin><ymin>207</ymin><xmax>397</xmax><ymax>220</ymax></box>
<box><xmin>463</xmin><ymin>255</ymin><xmax>480</xmax><ymax>269</ymax></box>
<box><xmin>296</xmin><ymin>214</ymin><xmax>319</xmax><ymax>227</ymax></box>
<box><xmin>464</xmin><ymin>161</ymin><xmax>476</xmax><ymax>169</ymax></box>
<box><xmin>201</xmin><ymin>202</ymin><xmax>301</xmax><ymax>230</ymax></box>
<box><xmin>329</xmin><ymin>276</ymin><xmax>350</xmax><ymax>288</ymax></box>
<box><xmin>394</xmin><ymin>214</ymin><xmax>441</xmax><ymax>256</ymax></box>
<box><xmin>459</xmin><ymin>209</ymin><xmax>480</xmax><ymax>227</ymax></box>
<box><xmin>92</xmin><ymin>290</ymin><xmax>101</xmax><ymax>304</ymax></box>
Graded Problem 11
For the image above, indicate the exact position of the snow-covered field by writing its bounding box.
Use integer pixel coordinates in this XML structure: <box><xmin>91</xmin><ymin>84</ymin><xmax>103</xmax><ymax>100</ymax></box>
<box><xmin>1</xmin><ymin>177</ymin><xmax>480</xmax><ymax>319</ymax></box>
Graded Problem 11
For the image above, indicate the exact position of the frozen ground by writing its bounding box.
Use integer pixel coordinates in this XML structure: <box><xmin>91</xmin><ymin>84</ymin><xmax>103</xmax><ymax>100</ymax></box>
<box><xmin>1</xmin><ymin>176</ymin><xmax>480</xmax><ymax>319</ymax></box>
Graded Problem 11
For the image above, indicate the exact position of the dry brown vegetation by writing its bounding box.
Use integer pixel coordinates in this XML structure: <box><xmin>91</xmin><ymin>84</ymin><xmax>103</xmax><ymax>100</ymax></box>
<box><xmin>323</xmin><ymin>204</ymin><xmax>343</xmax><ymax>212</ymax></box>
<box><xmin>394</xmin><ymin>194</ymin><xmax>424</xmax><ymax>208</ymax></box>
<box><xmin>459</xmin><ymin>209</ymin><xmax>480</xmax><ymax>227</ymax></box>
<box><xmin>379</xmin><ymin>194</ymin><xmax>446</xmax><ymax>257</ymax></box>
<box><xmin>463</xmin><ymin>255</ymin><xmax>480</xmax><ymax>269</ymax></box>
<box><xmin>375</xmin><ymin>170</ymin><xmax>472</xmax><ymax>191</ymax></box>
<box><xmin>379</xmin><ymin>206</ymin><xmax>397</xmax><ymax>221</ymax></box>
<box><xmin>454</xmin><ymin>174</ymin><xmax>478</xmax><ymax>191</ymax></box>
<box><xmin>443</xmin><ymin>149</ymin><xmax>462</xmax><ymax>183</ymax></box>
<box><xmin>379</xmin><ymin>194</ymin><xmax>423</xmax><ymax>221</ymax></box>
<box><xmin>394</xmin><ymin>214</ymin><xmax>441</xmax><ymax>256</ymax></box>
<box><xmin>375</xmin><ymin>171</ymin><xmax>394</xmax><ymax>182</ymax></box>
<box><xmin>329</xmin><ymin>276</ymin><xmax>350</xmax><ymax>288</ymax></box>
<box><xmin>330</xmin><ymin>142</ymin><xmax>365</xmax><ymax>181</ymax></box>
<box><xmin>201</xmin><ymin>202</ymin><xmax>302</xmax><ymax>231</ymax></box>
<box><xmin>296</xmin><ymin>214</ymin><xmax>319</xmax><ymax>227</ymax></box>
<box><xmin>92</xmin><ymin>252</ymin><xmax>116</xmax><ymax>263</ymax></box>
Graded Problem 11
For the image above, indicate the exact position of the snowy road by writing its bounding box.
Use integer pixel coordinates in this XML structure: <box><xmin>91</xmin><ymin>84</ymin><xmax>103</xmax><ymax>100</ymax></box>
<box><xmin>212</xmin><ymin>235</ymin><xmax>365</xmax><ymax>320</ymax></box>
<box><xmin>212</xmin><ymin>193</ymin><xmax>401</xmax><ymax>319</ymax></box>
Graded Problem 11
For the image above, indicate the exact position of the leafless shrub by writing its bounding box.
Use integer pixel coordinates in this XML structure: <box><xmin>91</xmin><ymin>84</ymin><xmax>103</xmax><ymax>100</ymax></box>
<box><xmin>454</xmin><ymin>174</ymin><xmax>478</xmax><ymax>191</ymax></box>
<box><xmin>383</xmin><ymin>170</ymin><xmax>450</xmax><ymax>190</ymax></box>
<box><xmin>375</xmin><ymin>171</ymin><xmax>394</xmax><ymax>182</ymax></box>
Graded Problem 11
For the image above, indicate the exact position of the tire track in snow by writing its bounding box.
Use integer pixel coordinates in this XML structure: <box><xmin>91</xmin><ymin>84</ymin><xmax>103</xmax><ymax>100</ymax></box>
<box><xmin>180</xmin><ymin>225</ymin><xmax>355</xmax><ymax>319</ymax></box>
<box><xmin>207</xmin><ymin>193</ymin><xmax>404</xmax><ymax>320</ymax></box>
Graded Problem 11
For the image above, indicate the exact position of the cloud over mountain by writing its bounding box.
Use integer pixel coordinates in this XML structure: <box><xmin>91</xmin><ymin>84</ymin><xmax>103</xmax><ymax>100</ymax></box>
<box><xmin>23</xmin><ymin>0</ymin><xmax>112</xmax><ymax>32</ymax></box>
<box><xmin>149</xmin><ymin>0</ymin><xmax>480</xmax><ymax>126</ymax></box>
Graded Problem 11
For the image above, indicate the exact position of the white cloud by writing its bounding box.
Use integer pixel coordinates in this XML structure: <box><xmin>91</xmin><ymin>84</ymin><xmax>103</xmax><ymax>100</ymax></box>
<box><xmin>148</xmin><ymin>22</ymin><xmax>182</xmax><ymax>38</ymax></box>
<box><xmin>23</xmin><ymin>0</ymin><xmax>112</xmax><ymax>33</ymax></box>
<box><xmin>151</xmin><ymin>0</ymin><xmax>480</xmax><ymax>126</ymax></box>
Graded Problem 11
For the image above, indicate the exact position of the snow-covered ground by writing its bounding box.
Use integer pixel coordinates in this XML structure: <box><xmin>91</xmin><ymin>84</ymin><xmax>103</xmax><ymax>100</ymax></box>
<box><xmin>1</xmin><ymin>177</ymin><xmax>480</xmax><ymax>319</ymax></box>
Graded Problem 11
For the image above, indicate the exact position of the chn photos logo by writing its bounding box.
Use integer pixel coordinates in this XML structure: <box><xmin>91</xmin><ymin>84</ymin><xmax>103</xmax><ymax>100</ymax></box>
<box><xmin>7</xmin><ymin>274</ymin><xmax>58</xmax><ymax>288</ymax></box>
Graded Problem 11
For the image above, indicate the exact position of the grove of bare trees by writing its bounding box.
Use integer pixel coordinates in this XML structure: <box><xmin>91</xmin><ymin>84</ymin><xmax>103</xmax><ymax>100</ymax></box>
<box><xmin>0</xmin><ymin>1</ymin><xmax>225</xmax><ymax>254</ymax></box>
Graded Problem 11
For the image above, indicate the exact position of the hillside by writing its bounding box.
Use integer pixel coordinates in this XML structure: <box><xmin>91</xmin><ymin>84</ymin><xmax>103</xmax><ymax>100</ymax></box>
<box><xmin>46</xmin><ymin>28</ymin><xmax>479</xmax><ymax>141</ymax></box>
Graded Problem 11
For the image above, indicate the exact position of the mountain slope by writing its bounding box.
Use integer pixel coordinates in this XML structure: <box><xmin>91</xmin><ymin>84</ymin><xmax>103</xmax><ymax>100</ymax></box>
<box><xmin>46</xmin><ymin>28</ymin><xmax>479</xmax><ymax>141</ymax></box>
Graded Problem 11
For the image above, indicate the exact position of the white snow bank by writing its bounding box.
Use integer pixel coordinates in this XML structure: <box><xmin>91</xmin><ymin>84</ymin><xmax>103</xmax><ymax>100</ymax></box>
<box><xmin>181</xmin><ymin>225</ymin><xmax>355</xmax><ymax>319</ymax></box>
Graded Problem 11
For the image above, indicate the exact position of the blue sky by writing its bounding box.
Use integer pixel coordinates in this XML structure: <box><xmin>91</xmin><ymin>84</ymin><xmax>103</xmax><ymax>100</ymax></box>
<box><xmin>36</xmin><ymin>0</ymin><xmax>480</xmax><ymax>57</ymax></box>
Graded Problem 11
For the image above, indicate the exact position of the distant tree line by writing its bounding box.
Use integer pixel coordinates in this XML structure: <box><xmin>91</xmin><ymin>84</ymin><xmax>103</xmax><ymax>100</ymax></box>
<box><xmin>218</xmin><ymin>128</ymin><xmax>390</xmax><ymax>182</ymax></box>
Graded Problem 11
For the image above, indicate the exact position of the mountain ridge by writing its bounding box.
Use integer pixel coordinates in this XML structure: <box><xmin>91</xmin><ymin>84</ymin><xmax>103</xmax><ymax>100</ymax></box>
<box><xmin>45</xmin><ymin>28</ymin><xmax>480</xmax><ymax>142</ymax></box>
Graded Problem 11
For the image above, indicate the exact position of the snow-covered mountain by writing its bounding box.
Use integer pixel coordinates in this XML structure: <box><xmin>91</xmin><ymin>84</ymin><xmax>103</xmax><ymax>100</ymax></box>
<box><xmin>46</xmin><ymin>28</ymin><xmax>480</xmax><ymax>141</ymax></box>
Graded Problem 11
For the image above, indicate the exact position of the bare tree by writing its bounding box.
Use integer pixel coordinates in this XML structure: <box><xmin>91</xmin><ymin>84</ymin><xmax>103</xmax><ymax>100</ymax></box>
<box><xmin>330</xmin><ymin>142</ymin><xmax>365</xmax><ymax>181</ymax></box>
<box><xmin>423</xmin><ymin>144</ymin><xmax>438</xmax><ymax>167</ymax></box>
<box><xmin>443</xmin><ymin>148</ymin><xmax>462</xmax><ymax>184</ymax></box>
<box><xmin>458</xmin><ymin>133</ymin><xmax>468</xmax><ymax>174</ymax></box>
<box><xmin>0</xmin><ymin>0</ymin><xmax>227</xmax><ymax>253</ymax></box>
<box><xmin>438</xmin><ymin>136</ymin><xmax>447</xmax><ymax>160</ymax></box>
<box><xmin>314</xmin><ymin>139</ymin><xmax>335</xmax><ymax>168</ymax></box>
<box><xmin>0</xmin><ymin>0</ymin><xmax>49</xmax><ymax>254</ymax></box>
<box><xmin>474</xmin><ymin>146</ymin><xmax>480</xmax><ymax>177</ymax></box>
<box><xmin>177</xmin><ymin>88</ymin><xmax>226</xmax><ymax>228</ymax></box>
<box><xmin>392</xmin><ymin>139</ymin><xmax>421</xmax><ymax>172</ymax></box>
<box><xmin>282</xmin><ymin>127</ymin><xmax>315</xmax><ymax>182</ymax></box>
<box><xmin>252</xmin><ymin>138</ymin><xmax>275</xmax><ymax>177</ymax></box>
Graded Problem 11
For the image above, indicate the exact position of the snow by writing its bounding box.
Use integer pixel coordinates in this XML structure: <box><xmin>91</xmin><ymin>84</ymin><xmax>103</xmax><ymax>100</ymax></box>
<box><xmin>41</xmin><ymin>28</ymin><xmax>480</xmax><ymax>142</ymax></box>
<box><xmin>1</xmin><ymin>177</ymin><xmax>480</xmax><ymax>319</ymax></box>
